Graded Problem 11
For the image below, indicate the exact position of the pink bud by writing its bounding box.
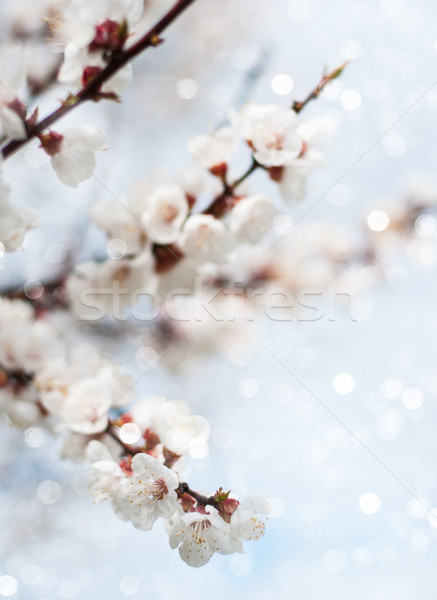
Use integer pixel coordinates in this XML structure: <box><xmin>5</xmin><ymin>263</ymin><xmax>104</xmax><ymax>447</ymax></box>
<box><xmin>179</xmin><ymin>492</ymin><xmax>197</xmax><ymax>513</ymax></box>
<box><xmin>39</xmin><ymin>131</ymin><xmax>64</xmax><ymax>156</ymax></box>
<box><xmin>89</xmin><ymin>19</ymin><xmax>128</xmax><ymax>53</ymax></box>
<box><xmin>217</xmin><ymin>497</ymin><xmax>239</xmax><ymax>523</ymax></box>
<box><xmin>209</xmin><ymin>162</ymin><xmax>227</xmax><ymax>178</ymax></box>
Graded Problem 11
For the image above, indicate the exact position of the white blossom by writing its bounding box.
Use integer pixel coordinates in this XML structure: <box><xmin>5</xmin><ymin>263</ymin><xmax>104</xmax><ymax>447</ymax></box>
<box><xmin>35</xmin><ymin>344</ymin><xmax>133</xmax><ymax>429</ymax></box>
<box><xmin>230</xmin><ymin>104</ymin><xmax>302</xmax><ymax>167</ymax></box>
<box><xmin>0</xmin><ymin>165</ymin><xmax>39</xmax><ymax>252</ymax></box>
<box><xmin>130</xmin><ymin>395</ymin><xmax>167</xmax><ymax>431</ymax></box>
<box><xmin>0</xmin><ymin>44</ymin><xmax>27</xmax><ymax>140</ymax></box>
<box><xmin>130</xmin><ymin>396</ymin><xmax>210</xmax><ymax>456</ymax></box>
<box><xmin>175</xmin><ymin>165</ymin><xmax>207</xmax><ymax>200</ymax></box>
<box><xmin>180</xmin><ymin>214</ymin><xmax>234</xmax><ymax>261</ymax></box>
<box><xmin>229</xmin><ymin>194</ymin><xmax>277</xmax><ymax>244</ymax></box>
<box><xmin>119</xmin><ymin>453</ymin><xmax>178</xmax><ymax>531</ymax></box>
<box><xmin>152</xmin><ymin>399</ymin><xmax>210</xmax><ymax>456</ymax></box>
<box><xmin>59</xmin><ymin>44</ymin><xmax>132</xmax><ymax>94</ymax></box>
<box><xmin>0</xmin><ymin>386</ymin><xmax>42</xmax><ymax>428</ymax></box>
<box><xmin>42</xmin><ymin>126</ymin><xmax>106</xmax><ymax>187</ymax></box>
<box><xmin>91</xmin><ymin>170</ymin><xmax>190</xmax><ymax>249</ymax></box>
<box><xmin>66</xmin><ymin>249</ymin><xmax>157</xmax><ymax>320</ymax></box>
<box><xmin>89</xmin><ymin>201</ymin><xmax>144</xmax><ymax>256</ymax></box>
<box><xmin>87</xmin><ymin>440</ymin><xmax>128</xmax><ymax>519</ymax></box>
<box><xmin>0</xmin><ymin>196</ymin><xmax>39</xmax><ymax>252</ymax></box>
<box><xmin>0</xmin><ymin>298</ymin><xmax>61</xmax><ymax>373</ymax></box>
<box><xmin>57</xmin><ymin>0</ymin><xmax>143</xmax><ymax>85</ymax></box>
<box><xmin>169</xmin><ymin>507</ymin><xmax>232</xmax><ymax>567</ymax></box>
<box><xmin>139</xmin><ymin>181</ymin><xmax>189</xmax><ymax>245</ymax></box>
<box><xmin>278</xmin><ymin>116</ymin><xmax>335</xmax><ymax>203</ymax></box>
<box><xmin>60</xmin><ymin>376</ymin><xmax>114</xmax><ymax>434</ymax></box>
<box><xmin>277</xmin><ymin>163</ymin><xmax>311</xmax><ymax>203</ymax></box>
<box><xmin>229</xmin><ymin>495</ymin><xmax>270</xmax><ymax>551</ymax></box>
<box><xmin>188</xmin><ymin>126</ymin><xmax>239</xmax><ymax>170</ymax></box>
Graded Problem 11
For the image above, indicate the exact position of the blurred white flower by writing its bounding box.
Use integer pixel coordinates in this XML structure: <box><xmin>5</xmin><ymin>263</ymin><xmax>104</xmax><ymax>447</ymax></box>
<box><xmin>0</xmin><ymin>386</ymin><xmax>42</xmax><ymax>428</ymax></box>
<box><xmin>60</xmin><ymin>376</ymin><xmax>115</xmax><ymax>434</ymax></box>
<box><xmin>151</xmin><ymin>399</ymin><xmax>210</xmax><ymax>456</ymax></box>
<box><xmin>180</xmin><ymin>214</ymin><xmax>234</xmax><ymax>261</ymax></box>
<box><xmin>0</xmin><ymin>44</ymin><xmax>27</xmax><ymax>140</ymax></box>
<box><xmin>0</xmin><ymin>196</ymin><xmax>39</xmax><ymax>252</ymax></box>
<box><xmin>175</xmin><ymin>165</ymin><xmax>207</xmax><ymax>200</ymax></box>
<box><xmin>130</xmin><ymin>396</ymin><xmax>210</xmax><ymax>456</ymax></box>
<box><xmin>35</xmin><ymin>344</ymin><xmax>133</xmax><ymax>426</ymax></box>
<box><xmin>139</xmin><ymin>181</ymin><xmax>189</xmax><ymax>245</ymax></box>
<box><xmin>119</xmin><ymin>453</ymin><xmax>179</xmax><ymax>530</ymax></box>
<box><xmin>60</xmin><ymin>44</ymin><xmax>132</xmax><ymax>94</ymax></box>
<box><xmin>89</xmin><ymin>198</ymin><xmax>144</xmax><ymax>256</ymax></box>
<box><xmin>0</xmin><ymin>298</ymin><xmax>61</xmax><ymax>373</ymax></box>
<box><xmin>277</xmin><ymin>116</ymin><xmax>335</xmax><ymax>203</ymax></box>
<box><xmin>87</xmin><ymin>440</ymin><xmax>129</xmax><ymax>519</ymax></box>
<box><xmin>57</xmin><ymin>0</ymin><xmax>143</xmax><ymax>84</ymax></box>
<box><xmin>277</xmin><ymin>163</ymin><xmax>312</xmax><ymax>203</ymax></box>
<box><xmin>91</xmin><ymin>170</ymin><xmax>191</xmax><ymax>251</ymax></box>
<box><xmin>229</xmin><ymin>194</ymin><xmax>277</xmax><ymax>244</ymax></box>
<box><xmin>188</xmin><ymin>126</ymin><xmax>239</xmax><ymax>171</ymax></box>
<box><xmin>66</xmin><ymin>249</ymin><xmax>156</xmax><ymax>320</ymax></box>
<box><xmin>231</xmin><ymin>104</ymin><xmax>302</xmax><ymax>167</ymax></box>
<box><xmin>40</xmin><ymin>126</ymin><xmax>106</xmax><ymax>187</ymax></box>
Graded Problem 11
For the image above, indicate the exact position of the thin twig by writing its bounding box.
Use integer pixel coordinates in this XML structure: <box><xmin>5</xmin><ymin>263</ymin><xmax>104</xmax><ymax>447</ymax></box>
<box><xmin>1</xmin><ymin>0</ymin><xmax>198</xmax><ymax>160</ymax></box>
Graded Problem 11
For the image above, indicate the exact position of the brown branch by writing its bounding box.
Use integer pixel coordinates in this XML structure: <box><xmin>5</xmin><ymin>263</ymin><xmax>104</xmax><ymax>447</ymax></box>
<box><xmin>176</xmin><ymin>482</ymin><xmax>218</xmax><ymax>508</ymax></box>
<box><xmin>1</xmin><ymin>0</ymin><xmax>198</xmax><ymax>160</ymax></box>
<box><xmin>292</xmin><ymin>61</ymin><xmax>349</xmax><ymax>114</ymax></box>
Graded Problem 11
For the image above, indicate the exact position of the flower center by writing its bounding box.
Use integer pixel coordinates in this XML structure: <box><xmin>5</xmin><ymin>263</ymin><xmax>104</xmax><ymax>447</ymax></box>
<box><xmin>191</xmin><ymin>519</ymin><xmax>211</xmax><ymax>544</ymax></box>
<box><xmin>151</xmin><ymin>477</ymin><xmax>168</xmax><ymax>501</ymax></box>
<box><xmin>264</xmin><ymin>131</ymin><xmax>284</xmax><ymax>150</ymax></box>
<box><xmin>160</xmin><ymin>203</ymin><xmax>180</xmax><ymax>224</ymax></box>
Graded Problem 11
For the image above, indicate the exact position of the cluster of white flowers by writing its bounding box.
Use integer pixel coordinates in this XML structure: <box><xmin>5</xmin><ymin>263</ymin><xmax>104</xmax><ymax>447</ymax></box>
<box><xmin>56</xmin><ymin>0</ymin><xmax>143</xmax><ymax>94</ymax></box>
<box><xmin>0</xmin><ymin>297</ymin><xmax>61</xmax><ymax>426</ymax></box>
<box><xmin>168</xmin><ymin>495</ymin><xmax>269</xmax><ymax>567</ymax></box>
<box><xmin>0</xmin><ymin>44</ymin><xmax>27</xmax><ymax>141</ymax></box>
<box><xmin>0</xmin><ymin>296</ymin><xmax>269</xmax><ymax>567</ymax></box>
<box><xmin>0</xmin><ymin>5</ymin><xmax>345</xmax><ymax>568</ymax></box>
<box><xmin>64</xmin><ymin>100</ymin><xmax>333</xmax><ymax>320</ymax></box>
<box><xmin>87</xmin><ymin>427</ymin><xmax>270</xmax><ymax>567</ymax></box>
<box><xmin>0</xmin><ymin>298</ymin><xmax>61</xmax><ymax>374</ymax></box>
<box><xmin>0</xmin><ymin>293</ymin><xmax>269</xmax><ymax>567</ymax></box>
<box><xmin>191</xmin><ymin>105</ymin><xmax>334</xmax><ymax>204</ymax></box>
<box><xmin>35</xmin><ymin>343</ymin><xmax>133</xmax><ymax>433</ymax></box>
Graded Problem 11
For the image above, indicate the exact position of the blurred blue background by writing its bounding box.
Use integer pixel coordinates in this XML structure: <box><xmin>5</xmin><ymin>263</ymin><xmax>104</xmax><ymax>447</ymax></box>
<box><xmin>1</xmin><ymin>0</ymin><xmax>437</xmax><ymax>598</ymax></box>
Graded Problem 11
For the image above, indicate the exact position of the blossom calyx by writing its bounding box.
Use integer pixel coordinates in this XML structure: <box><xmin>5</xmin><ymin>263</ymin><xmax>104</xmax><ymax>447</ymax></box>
<box><xmin>213</xmin><ymin>488</ymin><xmax>239</xmax><ymax>523</ymax></box>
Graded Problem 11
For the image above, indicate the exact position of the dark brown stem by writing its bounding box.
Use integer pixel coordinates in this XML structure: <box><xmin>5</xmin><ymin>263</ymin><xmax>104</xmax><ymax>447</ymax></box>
<box><xmin>1</xmin><ymin>0</ymin><xmax>198</xmax><ymax>160</ymax></box>
<box><xmin>176</xmin><ymin>482</ymin><xmax>218</xmax><ymax>508</ymax></box>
